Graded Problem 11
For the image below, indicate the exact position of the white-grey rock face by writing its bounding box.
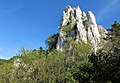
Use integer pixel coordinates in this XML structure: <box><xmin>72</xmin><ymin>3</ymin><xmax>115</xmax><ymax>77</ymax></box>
<box><xmin>57</xmin><ymin>6</ymin><xmax>107</xmax><ymax>52</ymax></box>
<box><xmin>14</xmin><ymin>58</ymin><xmax>26</xmax><ymax>68</ymax></box>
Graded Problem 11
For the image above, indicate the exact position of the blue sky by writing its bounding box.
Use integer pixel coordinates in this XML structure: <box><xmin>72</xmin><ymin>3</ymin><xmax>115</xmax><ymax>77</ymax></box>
<box><xmin>0</xmin><ymin>0</ymin><xmax>120</xmax><ymax>59</ymax></box>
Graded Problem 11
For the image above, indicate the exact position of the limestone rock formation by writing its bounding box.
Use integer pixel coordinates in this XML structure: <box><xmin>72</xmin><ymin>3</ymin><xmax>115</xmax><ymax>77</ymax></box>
<box><xmin>57</xmin><ymin>5</ymin><xmax>107</xmax><ymax>53</ymax></box>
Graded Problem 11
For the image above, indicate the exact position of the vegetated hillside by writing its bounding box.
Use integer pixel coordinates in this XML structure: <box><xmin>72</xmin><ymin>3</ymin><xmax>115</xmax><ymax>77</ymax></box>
<box><xmin>0</xmin><ymin>6</ymin><xmax>120</xmax><ymax>83</ymax></box>
<box><xmin>0</xmin><ymin>21</ymin><xmax>120</xmax><ymax>83</ymax></box>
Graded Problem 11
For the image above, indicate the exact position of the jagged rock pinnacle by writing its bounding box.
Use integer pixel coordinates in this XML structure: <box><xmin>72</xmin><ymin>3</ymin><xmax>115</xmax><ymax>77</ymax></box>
<box><xmin>57</xmin><ymin>6</ymin><xmax>107</xmax><ymax>53</ymax></box>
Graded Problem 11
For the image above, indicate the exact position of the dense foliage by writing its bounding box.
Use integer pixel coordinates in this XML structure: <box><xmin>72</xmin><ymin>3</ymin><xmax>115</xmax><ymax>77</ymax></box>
<box><xmin>45</xmin><ymin>33</ymin><xmax>59</xmax><ymax>51</ymax></box>
<box><xmin>0</xmin><ymin>21</ymin><xmax>120</xmax><ymax>83</ymax></box>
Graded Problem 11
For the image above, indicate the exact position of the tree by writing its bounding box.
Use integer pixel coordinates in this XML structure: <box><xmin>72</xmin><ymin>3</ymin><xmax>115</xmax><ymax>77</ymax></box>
<box><xmin>45</xmin><ymin>33</ymin><xmax>59</xmax><ymax>51</ymax></box>
<box><xmin>89</xmin><ymin>21</ymin><xmax>120</xmax><ymax>83</ymax></box>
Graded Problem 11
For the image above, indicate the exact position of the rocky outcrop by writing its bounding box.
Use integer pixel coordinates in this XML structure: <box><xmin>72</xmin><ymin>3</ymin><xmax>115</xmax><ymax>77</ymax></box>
<box><xmin>57</xmin><ymin>5</ymin><xmax>107</xmax><ymax>53</ymax></box>
<box><xmin>14</xmin><ymin>58</ymin><xmax>26</xmax><ymax>68</ymax></box>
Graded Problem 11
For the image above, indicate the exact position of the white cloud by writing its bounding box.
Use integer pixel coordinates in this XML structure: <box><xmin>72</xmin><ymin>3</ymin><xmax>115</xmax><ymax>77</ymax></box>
<box><xmin>0</xmin><ymin>47</ymin><xmax>17</xmax><ymax>59</ymax></box>
<box><xmin>97</xmin><ymin>0</ymin><xmax>120</xmax><ymax>22</ymax></box>
<box><xmin>0</xmin><ymin>54</ymin><xmax>5</xmax><ymax>59</ymax></box>
<box><xmin>0</xmin><ymin>53</ymin><xmax>12</xmax><ymax>59</ymax></box>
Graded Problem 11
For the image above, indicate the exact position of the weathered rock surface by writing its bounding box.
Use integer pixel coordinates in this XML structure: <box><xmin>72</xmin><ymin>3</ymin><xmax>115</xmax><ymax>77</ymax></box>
<box><xmin>57</xmin><ymin>5</ymin><xmax>107</xmax><ymax>53</ymax></box>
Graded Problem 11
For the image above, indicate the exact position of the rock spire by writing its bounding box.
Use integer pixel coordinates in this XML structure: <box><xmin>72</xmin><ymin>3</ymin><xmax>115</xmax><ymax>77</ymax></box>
<box><xmin>57</xmin><ymin>5</ymin><xmax>107</xmax><ymax>53</ymax></box>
